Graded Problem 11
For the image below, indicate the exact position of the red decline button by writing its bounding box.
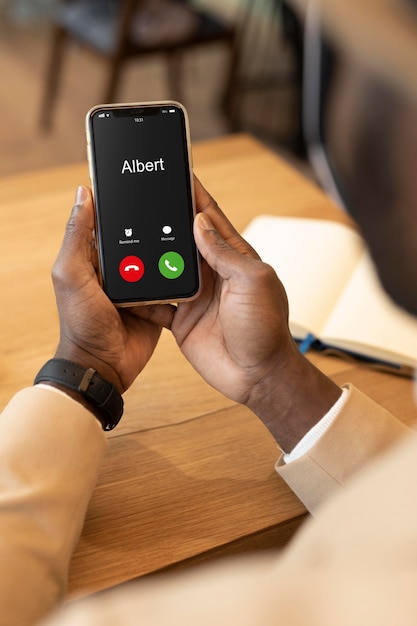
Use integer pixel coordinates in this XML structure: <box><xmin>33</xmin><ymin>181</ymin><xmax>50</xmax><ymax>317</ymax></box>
<box><xmin>119</xmin><ymin>255</ymin><xmax>145</xmax><ymax>282</ymax></box>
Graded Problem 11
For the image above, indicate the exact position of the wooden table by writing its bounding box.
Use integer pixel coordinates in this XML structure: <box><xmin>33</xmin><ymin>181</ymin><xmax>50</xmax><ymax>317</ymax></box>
<box><xmin>0</xmin><ymin>134</ymin><xmax>415</xmax><ymax>598</ymax></box>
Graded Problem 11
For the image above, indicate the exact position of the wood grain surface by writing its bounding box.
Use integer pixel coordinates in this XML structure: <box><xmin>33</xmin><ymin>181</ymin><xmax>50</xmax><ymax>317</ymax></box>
<box><xmin>1</xmin><ymin>134</ymin><xmax>415</xmax><ymax>599</ymax></box>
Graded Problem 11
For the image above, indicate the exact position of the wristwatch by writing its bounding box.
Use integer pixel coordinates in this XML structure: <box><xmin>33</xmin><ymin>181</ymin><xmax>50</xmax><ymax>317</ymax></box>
<box><xmin>34</xmin><ymin>358</ymin><xmax>124</xmax><ymax>430</ymax></box>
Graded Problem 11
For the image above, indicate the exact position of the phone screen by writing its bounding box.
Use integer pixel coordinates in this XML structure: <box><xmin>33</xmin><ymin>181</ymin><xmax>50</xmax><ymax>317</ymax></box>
<box><xmin>86</xmin><ymin>102</ymin><xmax>200</xmax><ymax>305</ymax></box>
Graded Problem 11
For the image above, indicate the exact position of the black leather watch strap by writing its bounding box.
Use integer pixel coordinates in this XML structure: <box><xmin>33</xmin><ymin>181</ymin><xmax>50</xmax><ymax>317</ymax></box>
<box><xmin>34</xmin><ymin>358</ymin><xmax>123</xmax><ymax>430</ymax></box>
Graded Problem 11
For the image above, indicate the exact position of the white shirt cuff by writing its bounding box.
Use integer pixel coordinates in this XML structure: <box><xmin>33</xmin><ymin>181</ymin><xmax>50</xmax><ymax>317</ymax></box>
<box><xmin>283</xmin><ymin>386</ymin><xmax>349</xmax><ymax>463</ymax></box>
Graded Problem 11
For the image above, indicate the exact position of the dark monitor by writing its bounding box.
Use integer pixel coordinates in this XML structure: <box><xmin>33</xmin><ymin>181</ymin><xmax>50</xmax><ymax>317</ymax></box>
<box><xmin>302</xmin><ymin>1</ymin><xmax>417</xmax><ymax>316</ymax></box>
<box><xmin>302</xmin><ymin>2</ymin><xmax>346</xmax><ymax>209</ymax></box>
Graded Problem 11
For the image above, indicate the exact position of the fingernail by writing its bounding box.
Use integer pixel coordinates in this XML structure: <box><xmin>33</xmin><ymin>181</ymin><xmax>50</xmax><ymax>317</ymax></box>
<box><xmin>196</xmin><ymin>212</ymin><xmax>214</xmax><ymax>230</ymax></box>
<box><xmin>74</xmin><ymin>186</ymin><xmax>87</xmax><ymax>206</ymax></box>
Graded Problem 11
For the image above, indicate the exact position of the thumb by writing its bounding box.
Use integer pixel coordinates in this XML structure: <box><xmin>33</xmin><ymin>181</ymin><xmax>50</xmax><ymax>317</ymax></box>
<box><xmin>53</xmin><ymin>186</ymin><xmax>96</xmax><ymax>284</ymax></box>
<box><xmin>194</xmin><ymin>212</ymin><xmax>254</xmax><ymax>280</ymax></box>
<box><xmin>65</xmin><ymin>186</ymin><xmax>95</xmax><ymax>248</ymax></box>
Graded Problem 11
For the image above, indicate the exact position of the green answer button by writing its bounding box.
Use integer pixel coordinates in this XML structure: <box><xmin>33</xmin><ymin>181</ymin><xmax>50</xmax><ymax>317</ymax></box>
<box><xmin>158</xmin><ymin>251</ymin><xmax>185</xmax><ymax>279</ymax></box>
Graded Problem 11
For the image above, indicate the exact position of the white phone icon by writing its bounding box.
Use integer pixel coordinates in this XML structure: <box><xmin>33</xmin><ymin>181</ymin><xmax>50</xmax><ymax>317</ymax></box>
<box><xmin>165</xmin><ymin>259</ymin><xmax>178</xmax><ymax>272</ymax></box>
<box><xmin>125</xmin><ymin>264</ymin><xmax>140</xmax><ymax>272</ymax></box>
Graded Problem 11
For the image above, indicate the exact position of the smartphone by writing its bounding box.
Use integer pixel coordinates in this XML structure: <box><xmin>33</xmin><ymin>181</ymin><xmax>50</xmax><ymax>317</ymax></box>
<box><xmin>85</xmin><ymin>101</ymin><xmax>200</xmax><ymax>306</ymax></box>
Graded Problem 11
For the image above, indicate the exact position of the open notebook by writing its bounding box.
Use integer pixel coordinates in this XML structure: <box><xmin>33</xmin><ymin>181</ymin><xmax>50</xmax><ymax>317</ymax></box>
<box><xmin>242</xmin><ymin>215</ymin><xmax>417</xmax><ymax>375</ymax></box>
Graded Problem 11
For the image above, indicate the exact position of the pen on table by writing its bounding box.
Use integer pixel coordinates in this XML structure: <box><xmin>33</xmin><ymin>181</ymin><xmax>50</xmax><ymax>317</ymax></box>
<box><xmin>299</xmin><ymin>333</ymin><xmax>315</xmax><ymax>354</ymax></box>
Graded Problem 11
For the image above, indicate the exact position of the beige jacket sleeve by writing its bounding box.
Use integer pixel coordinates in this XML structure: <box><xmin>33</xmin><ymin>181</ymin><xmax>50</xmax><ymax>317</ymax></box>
<box><xmin>276</xmin><ymin>384</ymin><xmax>410</xmax><ymax>513</ymax></box>
<box><xmin>0</xmin><ymin>383</ymin><xmax>411</xmax><ymax>626</ymax></box>
<box><xmin>0</xmin><ymin>386</ymin><xmax>107</xmax><ymax>626</ymax></box>
<box><xmin>43</xmin><ymin>425</ymin><xmax>417</xmax><ymax>626</ymax></box>
<box><xmin>40</xmin><ymin>384</ymin><xmax>417</xmax><ymax>626</ymax></box>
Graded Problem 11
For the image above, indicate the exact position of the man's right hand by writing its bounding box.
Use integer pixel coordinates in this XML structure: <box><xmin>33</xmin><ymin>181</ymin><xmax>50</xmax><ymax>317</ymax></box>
<box><xmin>136</xmin><ymin>179</ymin><xmax>341</xmax><ymax>452</ymax></box>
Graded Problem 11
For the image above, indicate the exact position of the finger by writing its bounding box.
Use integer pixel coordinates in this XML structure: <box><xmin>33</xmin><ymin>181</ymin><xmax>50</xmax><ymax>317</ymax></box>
<box><xmin>193</xmin><ymin>176</ymin><xmax>260</xmax><ymax>260</ymax></box>
<box><xmin>194</xmin><ymin>211</ymin><xmax>261</xmax><ymax>281</ymax></box>
<box><xmin>128</xmin><ymin>303</ymin><xmax>177</xmax><ymax>330</ymax></box>
<box><xmin>53</xmin><ymin>186</ymin><xmax>96</xmax><ymax>285</ymax></box>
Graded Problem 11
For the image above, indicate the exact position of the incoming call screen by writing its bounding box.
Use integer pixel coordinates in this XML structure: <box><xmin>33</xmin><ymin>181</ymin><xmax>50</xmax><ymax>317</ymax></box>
<box><xmin>88</xmin><ymin>104</ymin><xmax>199</xmax><ymax>304</ymax></box>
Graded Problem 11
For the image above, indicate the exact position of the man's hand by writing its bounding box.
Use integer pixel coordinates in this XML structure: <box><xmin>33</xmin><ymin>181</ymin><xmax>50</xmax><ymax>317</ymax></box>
<box><xmin>170</xmin><ymin>185</ymin><xmax>294</xmax><ymax>406</ymax></box>
<box><xmin>137</xmin><ymin>179</ymin><xmax>341</xmax><ymax>451</ymax></box>
<box><xmin>52</xmin><ymin>187</ymin><xmax>162</xmax><ymax>393</ymax></box>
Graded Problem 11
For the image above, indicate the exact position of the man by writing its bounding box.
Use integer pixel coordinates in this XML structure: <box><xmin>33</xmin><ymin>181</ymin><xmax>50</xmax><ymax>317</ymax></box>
<box><xmin>1</xmin><ymin>0</ymin><xmax>417</xmax><ymax>624</ymax></box>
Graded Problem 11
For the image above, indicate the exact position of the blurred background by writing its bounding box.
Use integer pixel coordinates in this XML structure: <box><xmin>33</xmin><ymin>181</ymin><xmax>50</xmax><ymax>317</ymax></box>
<box><xmin>0</xmin><ymin>0</ymin><xmax>306</xmax><ymax>176</ymax></box>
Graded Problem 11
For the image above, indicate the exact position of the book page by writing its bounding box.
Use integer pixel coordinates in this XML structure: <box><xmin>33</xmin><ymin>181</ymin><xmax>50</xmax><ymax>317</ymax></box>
<box><xmin>321</xmin><ymin>252</ymin><xmax>417</xmax><ymax>367</ymax></box>
<box><xmin>242</xmin><ymin>216</ymin><xmax>364</xmax><ymax>338</ymax></box>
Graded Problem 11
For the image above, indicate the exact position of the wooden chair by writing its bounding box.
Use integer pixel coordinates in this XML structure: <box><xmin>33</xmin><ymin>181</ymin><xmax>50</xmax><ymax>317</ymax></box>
<box><xmin>39</xmin><ymin>0</ymin><xmax>236</xmax><ymax>130</ymax></box>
